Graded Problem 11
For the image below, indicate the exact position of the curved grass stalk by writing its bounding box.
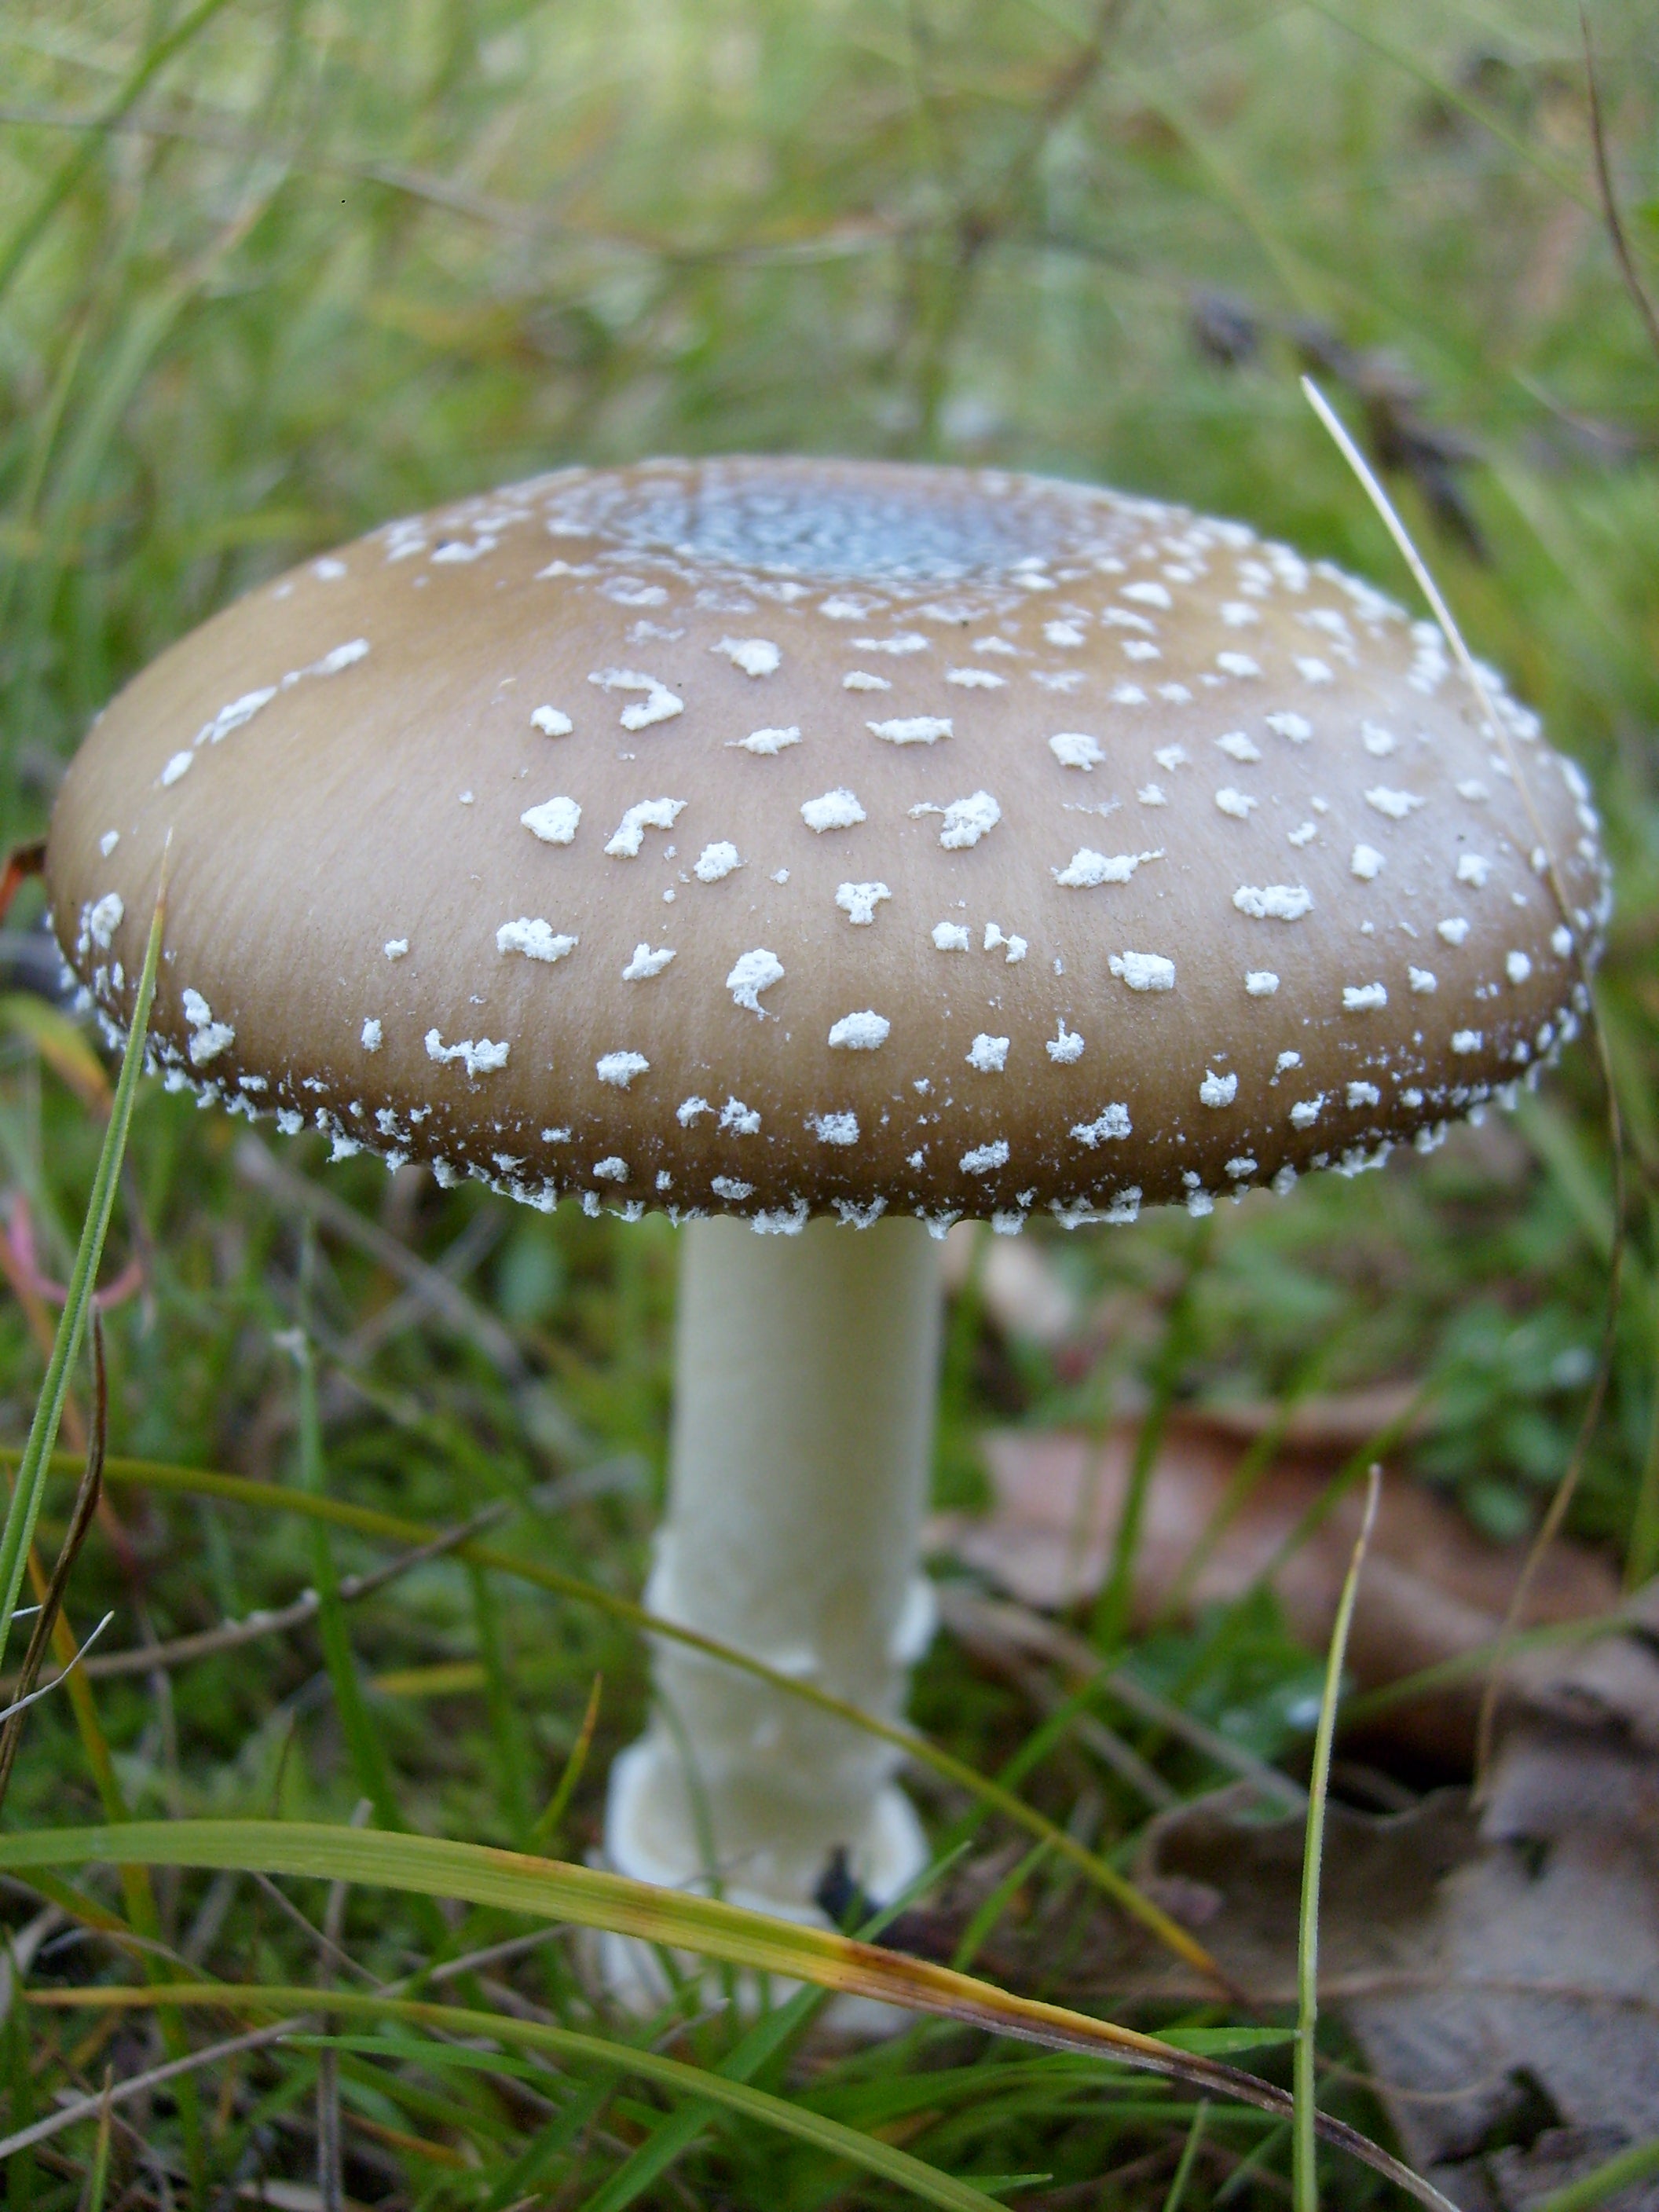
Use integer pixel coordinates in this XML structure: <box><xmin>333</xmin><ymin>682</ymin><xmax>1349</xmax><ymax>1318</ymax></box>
<box><xmin>0</xmin><ymin>1815</ymin><xmax>1456</xmax><ymax>2211</ymax></box>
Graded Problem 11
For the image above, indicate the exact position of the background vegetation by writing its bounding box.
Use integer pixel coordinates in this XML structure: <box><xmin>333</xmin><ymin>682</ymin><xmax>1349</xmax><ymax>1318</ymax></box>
<box><xmin>0</xmin><ymin>1</ymin><xmax>1655</xmax><ymax>2205</ymax></box>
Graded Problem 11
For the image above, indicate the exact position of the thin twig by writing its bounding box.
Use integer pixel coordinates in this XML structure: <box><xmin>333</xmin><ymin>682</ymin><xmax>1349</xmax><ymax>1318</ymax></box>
<box><xmin>936</xmin><ymin>1585</ymin><xmax>1305</xmax><ymax>1811</ymax></box>
<box><xmin>0</xmin><ymin>2017</ymin><xmax>306</xmax><ymax>2163</ymax></box>
<box><xmin>317</xmin><ymin>1798</ymin><xmax>372</xmax><ymax>2212</ymax></box>
<box><xmin>233</xmin><ymin>1137</ymin><xmax>527</xmax><ymax>1382</ymax></box>
<box><xmin>1582</xmin><ymin>8</ymin><xmax>1659</xmax><ymax>364</ymax></box>
<box><xmin>1294</xmin><ymin>1464</ymin><xmax>1382</xmax><ymax>2212</ymax></box>
<box><xmin>7</xmin><ymin>1498</ymin><xmax>509</xmax><ymax>1690</ymax></box>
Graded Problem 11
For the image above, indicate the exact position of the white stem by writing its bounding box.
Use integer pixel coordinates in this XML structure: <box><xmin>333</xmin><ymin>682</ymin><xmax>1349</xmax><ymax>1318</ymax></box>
<box><xmin>605</xmin><ymin>1213</ymin><xmax>943</xmax><ymax>1919</ymax></box>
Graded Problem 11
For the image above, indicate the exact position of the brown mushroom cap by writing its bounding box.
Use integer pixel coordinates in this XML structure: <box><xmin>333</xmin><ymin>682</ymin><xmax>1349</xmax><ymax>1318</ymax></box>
<box><xmin>48</xmin><ymin>456</ymin><xmax>1608</xmax><ymax>1230</ymax></box>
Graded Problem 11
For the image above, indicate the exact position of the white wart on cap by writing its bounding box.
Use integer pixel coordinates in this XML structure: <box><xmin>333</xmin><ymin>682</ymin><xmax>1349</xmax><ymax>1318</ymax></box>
<box><xmin>49</xmin><ymin>457</ymin><xmax>1609</xmax><ymax>1231</ymax></box>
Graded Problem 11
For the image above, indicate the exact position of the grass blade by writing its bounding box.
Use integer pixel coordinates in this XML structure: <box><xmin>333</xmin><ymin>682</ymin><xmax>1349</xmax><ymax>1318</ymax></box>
<box><xmin>21</xmin><ymin>1983</ymin><xmax>1009</xmax><ymax>2212</ymax></box>
<box><xmin>0</xmin><ymin>1814</ymin><xmax>1456</xmax><ymax>2210</ymax></box>
<box><xmin>1294</xmin><ymin>1463</ymin><xmax>1382</xmax><ymax>2212</ymax></box>
<box><xmin>0</xmin><ymin>869</ymin><xmax>164</xmax><ymax>1672</ymax></box>
<box><xmin>15</xmin><ymin>1445</ymin><xmax>1220</xmax><ymax>1979</ymax></box>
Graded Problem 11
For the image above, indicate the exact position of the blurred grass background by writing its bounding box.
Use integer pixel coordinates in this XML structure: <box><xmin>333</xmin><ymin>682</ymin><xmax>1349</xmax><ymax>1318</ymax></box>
<box><xmin>0</xmin><ymin>1</ymin><xmax>1657</xmax><ymax>2205</ymax></box>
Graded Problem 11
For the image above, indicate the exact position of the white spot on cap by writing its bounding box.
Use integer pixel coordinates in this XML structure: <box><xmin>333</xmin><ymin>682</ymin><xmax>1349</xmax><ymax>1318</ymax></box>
<box><xmin>88</xmin><ymin>893</ymin><xmax>123</xmax><ymax>949</ymax></box>
<box><xmin>1122</xmin><ymin>580</ymin><xmax>1171</xmax><ymax>609</ymax></box>
<box><xmin>1409</xmin><ymin>966</ymin><xmax>1437</xmax><ymax>993</ymax></box>
<box><xmin>810</xmin><ymin>1111</ymin><xmax>859</xmax><ymax>1144</ymax></box>
<box><xmin>844</xmin><ymin>672</ymin><xmax>892</xmax><ymax>692</ymax></box>
<box><xmin>593</xmin><ymin>1156</ymin><xmax>628</xmax><ymax>1181</ymax></box>
<box><xmin>1295</xmin><ymin>656</ymin><xmax>1333</xmax><ymax>683</ymax></box>
<box><xmin>694</xmin><ymin>841</ymin><xmax>742</xmax><ymax>883</ymax></box>
<box><xmin>961</xmin><ymin>1140</ymin><xmax>1009</xmax><ymax>1174</ymax></box>
<box><xmin>828</xmin><ymin>1010</ymin><xmax>890</xmax><ymax>1050</ymax></box>
<box><xmin>727</xmin><ymin>948</ymin><xmax>786</xmax><ymax>1015</ymax></box>
<box><xmin>967</xmin><ymin>1033</ymin><xmax>1009</xmax><ymax>1072</ymax></box>
<box><xmin>426</xmin><ymin>1030</ymin><xmax>509</xmax><ymax>1077</ymax></box>
<box><xmin>1199</xmin><ymin>1068</ymin><xmax>1238</xmax><ymax>1107</ymax></box>
<box><xmin>1054</xmin><ymin>847</ymin><xmax>1162</xmax><ymax>888</ymax></box>
<box><xmin>1551</xmin><ymin>925</ymin><xmax>1573</xmax><ymax>958</ymax></box>
<box><xmin>1362</xmin><ymin>723</ymin><xmax>1397</xmax><ymax>756</ymax></box>
<box><xmin>932</xmin><ymin>921</ymin><xmax>970</xmax><ymax>950</ymax></box>
<box><xmin>160</xmin><ymin>750</ymin><xmax>193</xmax><ymax>787</ymax></box>
<box><xmin>1216</xmin><ymin>732</ymin><xmax>1262</xmax><ymax>763</ymax></box>
<box><xmin>720</xmin><ymin>1097</ymin><xmax>760</xmax><ymax>1134</ymax></box>
<box><xmin>947</xmin><ymin>667</ymin><xmax>1005</xmax><ymax>689</ymax></box>
<box><xmin>384</xmin><ymin>939</ymin><xmax>408</xmax><ymax>960</ymax></box>
<box><xmin>1153</xmin><ymin>744</ymin><xmax>1188</xmax><ymax>771</ymax></box>
<box><xmin>596</xmin><ymin>1050</ymin><xmax>649</xmax><ymax>1089</ymax></box>
<box><xmin>531</xmin><ymin>705</ymin><xmax>573</xmax><ymax>736</ymax></box>
<box><xmin>1290</xmin><ymin>1095</ymin><xmax>1325</xmax><ymax>1127</ymax></box>
<box><xmin>1343</xmin><ymin>983</ymin><xmax>1387</xmax><ymax>1011</ymax></box>
<box><xmin>1437</xmin><ymin>916</ymin><xmax>1470</xmax><ymax>945</ymax></box>
<box><xmin>1365</xmin><ymin>787</ymin><xmax>1425</xmax><ymax>820</ymax></box>
<box><xmin>622</xmin><ymin>943</ymin><xmax>676</xmax><ymax>980</ymax></box>
<box><xmin>497</xmin><ymin>918</ymin><xmax>578</xmax><ymax>962</ymax></box>
<box><xmin>1288</xmin><ymin>822</ymin><xmax>1317</xmax><ymax>848</ymax></box>
<box><xmin>1049</xmin><ymin>731</ymin><xmax>1103</xmax><ymax>771</ymax></box>
<box><xmin>733</xmin><ymin>726</ymin><xmax>800</xmax><ymax>755</ymax></box>
<box><xmin>605</xmin><ymin>797</ymin><xmax>686</xmax><ymax>855</ymax></box>
<box><xmin>854</xmin><ymin>632</ymin><xmax>928</xmax><ymax>654</ymax></box>
<box><xmin>910</xmin><ymin>790</ymin><xmax>1001</xmax><ymax>849</ymax></box>
<box><xmin>801</xmin><ymin>787</ymin><xmax>866</xmax><ymax>832</ymax></box>
<box><xmin>712</xmin><ymin>1175</ymin><xmax>755</xmax><ymax>1200</ymax></box>
<box><xmin>984</xmin><ymin>923</ymin><xmax>1027</xmax><ymax>962</ymax></box>
<box><xmin>677</xmin><ymin>1095</ymin><xmax>711</xmax><ymax>1125</ymax></box>
<box><xmin>361</xmin><ymin>1019</ymin><xmax>383</xmax><ymax>1052</ymax></box>
<box><xmin>181</xmin><ymin>988</ymin><xmax>235</xmax><ymax>1065</ymax></box>
<box><xmin>1266</xmin><ymin>712</ymin><xmax>1313</xmax><ymax>742</ymax></box>
<box><xmin>715</xmin><ymin>636</ymin><xmax>781</xmax><ymax>677</ymax></box>
<box><xmin>1507</xmin><ymin>950</ymin><xmax>1533</xmax><ymax>984</ymax></box>
<box><xmin>1457</xmin><ymin>778</ymin><xmax>1489</xmax><ymax>800</ymax></box>
<box><xmin>1451</xmin><ymin>1029</ymin><xmax>1483</xmax><ymax>1054</ymax></box>
<box><xmin>1110</xmin><ymin>950</ymin><xmax>1175</xmax><ymax>992</ymax></box>
<box><xmin>1246</xmin><ymin>971</ymin><xmax>1279</xmax><ymax>996</ymax></box>
<box><xmin>1218</xmin><ymin>652</ymin><xmax>1261</xmax><ymax>678</ymax></box>
<box><xmin>1276</xmin><ymin>1050</ymin><xmax>1302</xmax><ymax>1071</ymax></box>
<box><xmin>1071</xmin><ymin>1104</ymin><xmax>1131</xmax><ymax>1144</ymax></box>
<box><xmin>1457</xmin><ymin>853</ymin><xmax>1492</xmax><ymax>887</ymax></box>
<box><xmin>1047</xmin><ymin>1021</ymin><xmax>1084</xmax><ymax>1063</ymax></box>
<box><xmin>870</xmin><ymin>716</ymin><xmax>952</xmax><ymax>745</ymax></box>
<box><xmin>588</xmin><ymin>668</ymin><xmax>683</xmax><ymax>729</ymax></box>
<box><xmin>1216</xmin><ymin>788</ymin><xmax>1258</xmax><ymax>819</ymax></box>
<box><xmin>1347</xmin><ymin>1081</ymin><xmax>1380</xmax><ymax>1108</ymax></box>
<box><xmin>1351</xmin><ymin>844</ymin><xmax>1384</xmax><ymax>881</ymax></box>
<box><xmin>837</xmin><ymin>881</ymin><xmax>891</xmax><ymax>925</ymax></box>
<box><xmin>1233</xmin><ymin>883</ymin><xmax>1313</xmax><ymax>921</ymax></box>
<box><xmin>99</xmin><ymin>830</ymin><xmax>119</xmax><ymax>857</ymax></box>
<box><xmin>1137</xmin><ymin>783</ymin><xmax>1167</xmax><ymax>806</ymax></box>
<box><xmin>522</xmin><ymin>796</ymin><xmax>581</xmax><ymax>845</ymax></box>
<box><xmin>1225</xmin><ymin>1157</ymin><xmax>1257</xmax><ymax>1179</ymax></box>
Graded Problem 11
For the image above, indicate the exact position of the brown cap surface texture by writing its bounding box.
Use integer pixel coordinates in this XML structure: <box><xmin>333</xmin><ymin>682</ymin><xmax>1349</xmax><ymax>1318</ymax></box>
<box><xmin>48</xmin><ymin>457</ymin><xmax>1608</xmax><ymax>1229</ymax></box>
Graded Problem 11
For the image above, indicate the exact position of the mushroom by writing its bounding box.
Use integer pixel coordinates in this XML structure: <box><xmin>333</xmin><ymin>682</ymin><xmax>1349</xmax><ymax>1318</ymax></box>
<box><xmin>46</xmin><ymin>456</ymin><xmax>1608</xmax><ymax>1969</ymax></box>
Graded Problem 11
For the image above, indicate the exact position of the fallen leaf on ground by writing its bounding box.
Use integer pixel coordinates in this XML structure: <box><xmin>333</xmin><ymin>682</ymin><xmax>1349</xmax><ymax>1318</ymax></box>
<box><xmin>928</xmin><ymin>1420</ymin><xmax>1621</xmax><ymax>1764</ymax></box>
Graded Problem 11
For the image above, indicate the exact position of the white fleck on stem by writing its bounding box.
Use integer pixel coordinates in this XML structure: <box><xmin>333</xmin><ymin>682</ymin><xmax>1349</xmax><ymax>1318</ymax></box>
<box><xmin>604</xmin><ymin>1214</ymin><xmax>942</xmax><ymax>1973</ymax></box>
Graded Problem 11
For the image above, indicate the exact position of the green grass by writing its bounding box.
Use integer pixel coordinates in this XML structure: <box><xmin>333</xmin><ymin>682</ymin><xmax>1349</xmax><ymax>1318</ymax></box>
<box><xmin>1</xmin><ymin>0</ymin><xmax>1657</xmax><ymax>2205</ymax></box>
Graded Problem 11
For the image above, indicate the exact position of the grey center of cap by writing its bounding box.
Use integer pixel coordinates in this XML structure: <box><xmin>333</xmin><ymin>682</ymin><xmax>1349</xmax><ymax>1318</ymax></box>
<box><xmin>542</xmin><ymin>458</ymin><xmax>1112</xmax><ymax>582</ymax></box>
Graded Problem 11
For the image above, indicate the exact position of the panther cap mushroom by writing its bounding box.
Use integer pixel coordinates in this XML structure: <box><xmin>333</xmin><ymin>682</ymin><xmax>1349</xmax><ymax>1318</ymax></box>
<box><xmin>46</xmin><ymin>457</ymin><xmax>1609</xmax><ymax>1986</ymax></box>
<box><xmin>48</xmin><ymin>456</ymin><xmax>1606</xmax><ymax>1232</ymax></box>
